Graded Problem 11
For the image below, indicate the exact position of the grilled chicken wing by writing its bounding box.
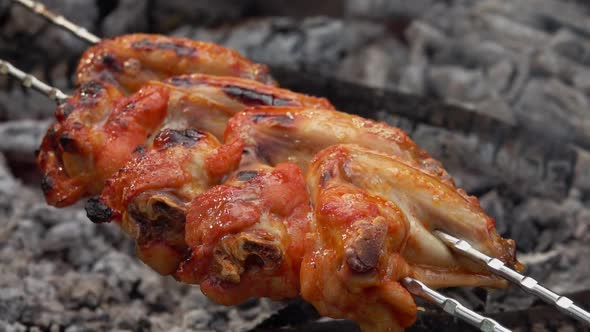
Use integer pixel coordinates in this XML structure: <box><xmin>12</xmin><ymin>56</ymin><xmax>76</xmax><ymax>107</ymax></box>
<box><xmin>36</xmin><ymin>36</ymin><xmax>522</xmax><ymax>332</ymax></box>
<box><xmin>87</xmin><ymin>128</ymin><xmax>243</xmax><ymax>275</ymax></box>
<box><xmin>303</xmin><ymin>144</ymin><xmax>417</xmax><ymax>331</ymax></box>
<box><xmin>37</xmin><ymin>75</ymin><xmax>330</xmax><ymax>206</ymax></box>
<box><xmin>76</xmin><ymin>33</ymin><xmax>276</xmax><ymax>92</ymax></box>
<box><xmin>225</xmin><ymin>107</ymin><xmax>519</xmax><ymax>288</ymax></box>
<box><xmin>178</xmin><ymin>162</ymin><xmax>310</xmax><ymax>305</ymax></box>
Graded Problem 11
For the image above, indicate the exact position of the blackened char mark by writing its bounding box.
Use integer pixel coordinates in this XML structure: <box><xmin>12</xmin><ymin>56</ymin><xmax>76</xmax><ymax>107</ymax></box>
<box><xmin>127</xmin><ymin>194</ymin><xmax>187</xmax><ymax>246</ymax></box>
<box><xmin>79</xmin><ymin>81</ymin><xmax>105</xmax><ymax>106</ymax></box>
<box><xmin>40</xmin><ymin>175</ymin><xmax>54</xmax><ymax>194</ymax></box>
<box><xmin>168</xmin><ymin>76</ymin><xmax>197</xmax><ymax>87</ymax></box>
<box><xmin>133</xmin><ymin>145</ymin><xmax>146</xmax><ymax>156</ymax></box>
<box><xmin>131</xmin><ymin>39</ymin><xmax>197</xmax><ymax>57</ymax></box>
<box><xmin>56</xmin><ymin>102</ymin><xmax>75</xmax><ymax>120</ymax></box>
<box><xmin>59</xmin><ymin>133</ymin><xmax>78</xmax><ymax>153</ymax></box>
<box><xmin>250</xmin><ymin>113</ymin><xmax>294</xmax><ymax>126</ymax></box>
<box><xmin>319</xmin><ymin>169</ymin><xmax>333</xmax><ymax>187</ymax></box>
<box><xmin>236</xmin><ymin>170</ymin><xmax>258</xmax><ymax>181</ymax></box>
<box><xmin>85</xmin><ymin>197</ymin><xmax>113</xmax><ymax>223</ymax></box>
<box><xmin>223</xmin><ymin>85</ymin><xmax>294</xmax><ymax>107</ymax></box>
<box><xmin>154</xmin><ymin>129</ymin><xmax>206</xmax><ymax>149</ymax></box>
<box><xmin>101</xmin><ymin>53</ymin><xmax>123</xmax><ymax>73</ymax></box>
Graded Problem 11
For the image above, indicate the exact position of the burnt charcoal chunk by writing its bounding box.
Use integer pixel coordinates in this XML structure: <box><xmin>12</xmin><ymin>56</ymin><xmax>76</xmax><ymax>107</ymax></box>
<box><xmin>223</xmin><ymin>85</ymin><xmax>293</xmax><ymax>106</ymax></box>
<box><xmin>85</xmin><ymin>197</ymin><xmax>113</xmax><ymax>224</ymax></box>
<box><xmin>155</xmin><ymin>129</ymin><xmax>206</xmax><ymax>149</ymax></box>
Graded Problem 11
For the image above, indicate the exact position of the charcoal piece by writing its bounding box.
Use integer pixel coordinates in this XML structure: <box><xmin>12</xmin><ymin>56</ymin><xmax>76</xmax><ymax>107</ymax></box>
<box><xmin>2</xmin><ymin>0</ymin><xmax>95</xmax><ymax>58</ymax></box>
<box><xmin>472</xmin><ymin>12</ymin><xmax>550</xmax><ymax>51</ymax></box>
<box><xmin>337</xmin><ymin>38</ymin><xmax>409</xmax><ymax>89</ymax></box>
<box><xmin>515</xmin><ymin>78</ymin><xmax>590</xmax><ymax>148</ymax></box>
<box><xmin>573</xmin><ymin>148</ymin><xmax>590</xmax><ymax>193</ymax></box>
<box><xmin>181</xmin><ymin>309</ymin><xmax>213</xmax><ymax>330</ymax></box>
<box><xmin>0</xmin><ymin>120</ymin><xmax>51</xmax><ymax>162</ymax></box>
<box><xmin>152</xmin><ymin>0</ymin><xmax>251</xmax><ymax>32</ymax></box>
<box><xmin>428</xmin><ymin>65</ymin><xmax>492</xmax><ymax>102</ymax></box>
<box><xmin>549</xmin><ymin>30</ymin><xmax>590</xmax><ymax>67</ymax></box>
<box><xmin>101</xmin><ymin>0</ymin><xmax>148</xmax><ymax>37</ymax></box>
<box><xmin>479</xmin><ymin>190</ymin><xmax>508</xmax><ymax>235</ymax></box>
<box><xmin>345</xmin><ymin>0</ymin><xmax>436</xmax><ymax>20</ymax></box>
<box><xmin>181</xmin><ymin>17</ymin><xmax>385</xmax><ymax>74</ymax></box>
<box><xmin>476</xmin><ymin>97</ymin><xmax>516</xmax><ymax>125</ymax></box>
<box><xmin>41</xmin><ymin>221</ymin><xmax>85</xmax><ymax>252</ymax></box>
<box><xmin>0</xmin><ymin>288</ymin><xmax>26</xmax><ymax>322</ymax></box>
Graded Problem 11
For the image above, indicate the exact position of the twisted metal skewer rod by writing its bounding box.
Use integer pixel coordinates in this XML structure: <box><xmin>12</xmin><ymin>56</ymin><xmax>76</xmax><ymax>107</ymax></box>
<box><xmin>12</xmin><ymin>0</ymin><xmax>100</xmax><ymax>44</ymax></box>
<box><xmin>402</xmin><ymin>277</ymin><xmax>511</xmax><ymax>332</ymax></box>
<box><xmin>435</xmin><ymin>231</ymin><xmax>590</xmax><ymax>325</ymax></box>
<box><xmin>0</xmin><ymin>59</ymin><xmax>68</xmax><ymax>102</ymax></box>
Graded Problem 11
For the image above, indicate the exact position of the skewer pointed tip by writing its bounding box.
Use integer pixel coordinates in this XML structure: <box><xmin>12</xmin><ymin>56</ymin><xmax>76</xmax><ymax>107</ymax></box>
<box><xmin>434</xmin><ymin>230</ymin><xmax>590</xmax><ymax>326</ymax></box>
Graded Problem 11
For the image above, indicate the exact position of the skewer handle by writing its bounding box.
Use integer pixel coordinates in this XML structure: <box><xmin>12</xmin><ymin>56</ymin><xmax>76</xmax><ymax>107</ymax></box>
<box><xmin>12</xmin><ymin>0</ymin><xmax>100</xmax><ymax>44</ymax></box>
<box><xmin>0</xmin><ymin>59</ymin><xmax>68</xmax><ymax>102</ymax></box>
<box><xmin>402</xmin><ymin>277</ymin><xmax>511</xmax><ymax>332</ymax></box>
<box><xmin>435</xmin><ymin>231</ymin><xmax>590</xmax><ymax>325</ymax></box>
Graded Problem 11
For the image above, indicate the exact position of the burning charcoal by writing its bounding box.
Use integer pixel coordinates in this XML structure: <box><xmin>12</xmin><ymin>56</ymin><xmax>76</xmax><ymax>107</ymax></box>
<box><xmin>428</xmin><ymin>65</ymin><xmax>492</xmax><ymax>103</ymax></box>
<box><xmin>405</xmin><ymin>21</ymin><xmax>450</xmax><ymax>53</ymax></box>
<box><xmin>398</xmin><ymin>64</ymin><xmax>427</xmax><ymax>95</ymax></box>
<box><xmin>0</xmin><ymin>88</ymin><xmax>57</xmax><ymax>120</ymax></box>
<box><xmin>0</xmin><ymin>287</ymin><xmax>26</xmax><ymax>322</ymax></box>
<box><xmin>182</xmin><ymin>17</ymin><xmax>385</xmax><ymax>74</ymax></box>
<box><xmin>515</xmin><ymin>78</ymin><xmax>590</xmax><ymax>147</ymax></box>
<box><xmin>101</xmin><ymin>0</ymin><xmax>148</xmax><ymax>37</ymax></box>
<box><xmin>338</xmin><ymin>38</ymin><xmax>408</xmax><ymax>89</ymax></box>
<box><xmin>41</xmin><ymin>221</ymin><xmax>84</xmax><ymax>252</ymax></box>
<box><xmin>153</xmin><ymin>0</ymin><xmax>251</xmax><ymax>31</ymax></box>
<box><xmin>345</xmin><ymin>0</ymin><xmax>436</xmax><ymax>20</ymax></box>
<box><xmin>549</xmin><ymin>30</ymin><xmax>590</xmax><ymax>67</ymax></box>
<box><xmin>91</xmin><ymin>252</ymin><xmax>144</xmax><ymax>300</ymax></box>
<box><xmin>0</xmin><ymin>153</ymin><xmax>15</xmax><ymax>187</ymax></box>
<box><xmin>471</xmin><ymin>12</ymin><xmax>550</xmax><ymax>51</ymax></box>
<box><xmin>3</xmin><ymin>0</ymin><xmax>95</xmax><ymax>57</ymax></box>
<box><xmin>510</xmin><ymin>217</ymin><xmax>539</xmax><ymax>253</ymax></box>
<box><xmin>0</xmin><ymin>120</ymin><xmax>51</xmax><ymax>162</ymax></box>
<box><xmin>479</xmin><ymin>190</ymin><xmax>508</xmax><ymax>235</ymax></box>
<box><xmin>477</xmin><ymin>97</ymin><xmax>516</xmax><ymax>125</ymax></box>
<box><xmin>181</xmin><ymin>309</ymin><xmax>213</xmax><ymax>330</ymax></box>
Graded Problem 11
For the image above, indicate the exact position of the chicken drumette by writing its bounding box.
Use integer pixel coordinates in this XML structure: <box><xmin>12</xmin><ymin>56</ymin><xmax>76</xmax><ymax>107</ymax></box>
<box><xmin>36</xmin><ymin>33</ymin><xmax>521</xmax><ymax>332</ymax></box>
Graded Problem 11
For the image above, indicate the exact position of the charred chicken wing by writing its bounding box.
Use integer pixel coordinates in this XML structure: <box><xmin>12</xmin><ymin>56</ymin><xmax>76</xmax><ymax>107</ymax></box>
<box><xmin>35</xmin><ymin>34</ymin><xmax>521</xmax><ymax>332</ymax></box>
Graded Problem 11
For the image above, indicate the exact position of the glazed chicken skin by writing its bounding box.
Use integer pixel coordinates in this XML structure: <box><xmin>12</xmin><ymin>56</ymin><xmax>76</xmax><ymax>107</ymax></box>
<box><xmin>88</xmin><ymin>128</ymin><xmax>243</xmax><ymax>275</ymax></box>
<box><xmin>37</xmin><ymin>75</ymin><xmax>331</xmax><ymax>207</ymax></box>
<box><xmin>178</xmin><ymin>162</ymin><xmax>311</xmax><ymax>305</ymax></box>
<box><xmin>84</xmin><ymin>106</ymin><xmax>519</xmax><ymax>331</ymax></box>
<box><xmin>35</xmin><ymin>34</ymin><xmax>523</xmax><ymax>332</ymax></box>
<box><xmin>76</xmin><ymin>33</ymin><xmax>276</xmax><ymax>92</ymax></box>
<box><xmin>224</xmin><ymin>106</ymin><xmax>520</xmax><ymax>288</ymax></box>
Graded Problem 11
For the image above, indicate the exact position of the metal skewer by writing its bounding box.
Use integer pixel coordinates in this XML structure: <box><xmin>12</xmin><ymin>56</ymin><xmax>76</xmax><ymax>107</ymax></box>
<box><xmin>0</xmin><ymin>59</ymin><xmax>68</xmax><ymax>102</ymax></box>
<box><xmin>402</xmin><ymin>277</ymin><xmax>511</xmax><ymax>332</ymax></box>
<box><xmin>11</xmin><ymin>0</ymin><xmax>100</xmax><ymax>44</ymax></box>
<box><xmin>435</xmin><ymin>231</ymin><xmax>590</xmax><ymax>325</ymax></box>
